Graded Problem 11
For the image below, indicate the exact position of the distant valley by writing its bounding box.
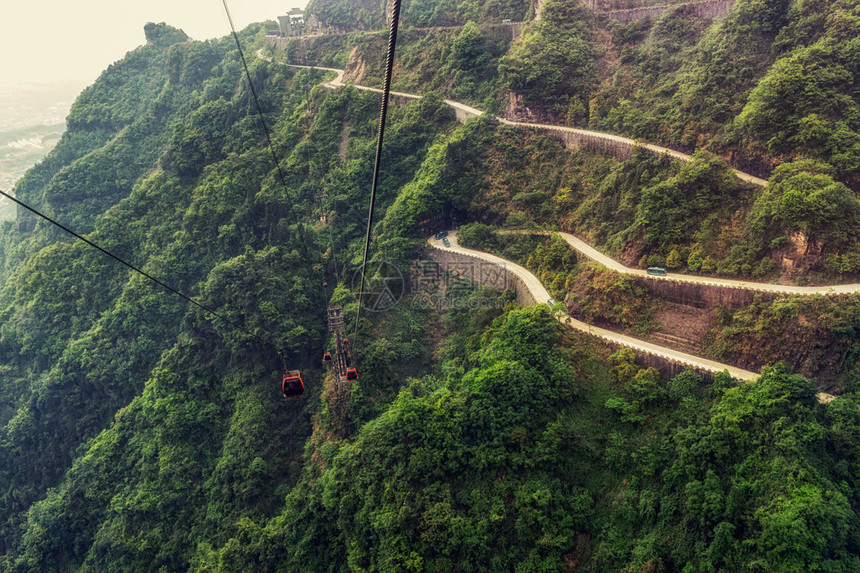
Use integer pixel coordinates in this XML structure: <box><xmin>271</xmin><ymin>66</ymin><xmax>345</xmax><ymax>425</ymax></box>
<box><xmin>0</xmin><ymin>82</ymin><xmax>84</xmax><ymax>221</ymax></box>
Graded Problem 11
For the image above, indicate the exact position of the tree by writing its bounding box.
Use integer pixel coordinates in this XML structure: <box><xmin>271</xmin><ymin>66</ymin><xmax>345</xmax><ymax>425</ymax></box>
<box><xmin>746</xmin><ymin>160</ymin><xmax>860</xmax><ymax>254</ymax></box>
<box><xmin>736</xmin><ymin>36</ymin><xmax>860</xmax><ymax>177</ymax></box>
<box><xmin>566</xmin><ymin>98</ymin><xmax>587</xmax><ymax>126</ymax></box>
<box><xmin>666</xmin><ymin>249</ymin><xmax>683</xmax><ymax>269</ymax></box>
<box><xmin>144</xmin><ymin>22</ymin><xmax>188</xmax><ymax>47</ymax></box>
<box><xmin>640</xmin><ymin>152</ymin><xmax>738</xmax><ymax>249</ymax></box>
<box><xmin>452</xmin><ymin>22</ymin><xmax>491</xmax><ymax>72</ymax></box>
<box><xmin>498</xmin><ymin>0</ymin><xmax>596</xmax><ymax>108</ymax></box>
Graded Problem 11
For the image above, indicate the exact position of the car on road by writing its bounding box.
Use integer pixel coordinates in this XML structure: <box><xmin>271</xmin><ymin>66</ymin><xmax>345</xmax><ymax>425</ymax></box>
<box><xmin>442</xmin><ymin>237</ymin><xmax>450</xmax><ymax>247</ymax></box>
<box><xmin>435</xmin><ymin>231</ymin><xmax>448</xmax><ymax>239</ymax></box>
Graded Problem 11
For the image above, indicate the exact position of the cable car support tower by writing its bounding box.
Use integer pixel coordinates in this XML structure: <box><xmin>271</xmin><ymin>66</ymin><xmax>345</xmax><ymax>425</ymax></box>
<box><xmin>326</xmin><ymin>305</ymin><xmax>356</xmax><ymax>388</ymax></box>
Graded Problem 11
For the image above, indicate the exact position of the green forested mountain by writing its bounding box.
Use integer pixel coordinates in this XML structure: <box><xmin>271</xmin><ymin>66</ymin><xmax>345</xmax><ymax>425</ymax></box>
<box><xmin>1</xmin><ymin>1</ymin><xmax>859</xmax><ymax>571</ymax></box>
<box><xmin>288</xmin><ymin>0</ymin><xmax>860</xmax><ymax>279</ymax></box>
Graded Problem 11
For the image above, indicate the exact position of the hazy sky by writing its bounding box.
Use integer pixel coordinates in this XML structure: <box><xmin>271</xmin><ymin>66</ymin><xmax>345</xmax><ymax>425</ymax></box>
<box><xmin>1</xmin><ymin>1</ymin><xmax>304</xmax><ymax>87</ymax></box>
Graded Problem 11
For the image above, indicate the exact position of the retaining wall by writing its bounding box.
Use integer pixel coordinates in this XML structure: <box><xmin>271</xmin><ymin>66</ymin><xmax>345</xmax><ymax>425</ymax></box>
<box><xmin>424</xmin><ymin>247</ymin><xmax>725</xmax><ymax>380</ymax></box>
<box><xmin>636</xmin><ymin>277</ymin><xmax>775</xmax><ymax>310</ymax></box>
<box><xmin>422</xmin><ymin>248</ymin><xmax>536</xmax><ymax>307</ymax></box>
<box><xmin>388</xmin><ymin>92</ymin><xmax>421</xmax><ymax>105</ymax></box>
<box><xmin>601</xmin><ymin>337</ymin><xmax>716</xmax><ymax>380</ymax></box>
<box><xmin>482</xmin><ymin>21</ymin><xmax>527</xmax><ymax>40</ymax></box>
<box><xmin>448</xmin><ymin>104</ymin><xmax>481</xmax><ymax>123</ymax></box>
<box><xmin>264</xmin><ymin>36</ymin><xmax>289</xmax><ymax>51</ymax></box>
<box><xmin>601</xmin><ymin>0</ymin><xmax>735</xmax><ymax>23</ymax></box>
<box><xmin>537</xmin><ymin>127</ymin><xmax>635</xmax><ymax>160</ymax></box>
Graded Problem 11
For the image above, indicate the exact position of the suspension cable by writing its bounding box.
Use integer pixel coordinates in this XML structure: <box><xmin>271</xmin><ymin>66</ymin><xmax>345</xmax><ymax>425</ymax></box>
<box><xmin>327</xmin><ymin>214</ymin><xmax>340</xmax><ymax>279</ymax></box>
<box><xmin>354</xmin><ymin>0</ymin><xmax>403</xmax><ymax>339</ymax></box>
<box><xmin>223</xmin><ymin>0</ymin><xmax>333</xmax><ymax>360</ymax></box>
<box><xmin>222</xmin><ymin>0</ymin><xmax>312</xmax><ymax>261</ymax></box>
<box><xmin>0</xmin><ymin>188</ymin><xmax>271</xmax><ymax>347</ymax></box>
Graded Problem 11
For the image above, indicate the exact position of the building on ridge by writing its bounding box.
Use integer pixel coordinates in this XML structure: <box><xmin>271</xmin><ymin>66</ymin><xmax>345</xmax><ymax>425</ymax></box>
<box><xmin>277</xmin><ymin>8</ymin><xmax>305</xmax><ymax>37</ymax></box>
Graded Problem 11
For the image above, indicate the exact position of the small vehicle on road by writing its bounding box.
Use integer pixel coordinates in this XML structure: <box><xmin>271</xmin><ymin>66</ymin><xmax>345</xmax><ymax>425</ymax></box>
<box><xmin>442</xmin><ymin>237</ymin><xmax>450</xmax><ymax>247</ymax></box>
<box><xmin>435</xmin><ymin>231</ymin><xmax>448</xmax><ymax>239</ymax></box>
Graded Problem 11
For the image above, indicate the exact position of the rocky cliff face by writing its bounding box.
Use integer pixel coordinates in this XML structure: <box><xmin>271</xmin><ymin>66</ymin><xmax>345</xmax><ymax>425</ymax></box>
<box><xmin>600</xmin><ymin>0</ymin><xmax>735</xmax><ymax>24</ymax></box>
<box><xmin>344</xmin><ymin>46</ymin><xmax>369</xmax><ymax>84</ymax></box>
<box><xmin>503</xmin><ymin>90</ymin><xmax>561</xmax><ymax>124</ymax></box>
<box><xmin>305</xmin><ymin>13</ymin><xmax>355</xmax><ymax>35</ymax></box>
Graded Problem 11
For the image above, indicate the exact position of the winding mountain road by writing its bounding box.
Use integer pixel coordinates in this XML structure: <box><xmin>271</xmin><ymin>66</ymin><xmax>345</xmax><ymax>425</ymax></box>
<box><xmin>429</xmin><ymin>232</ymin><xmax>840</xmax><ymax>403</ymax></box>
<box><xmin>284</xmin><ymin>62</ymin><xmax>860</xmax><ymax>295</ymax></box>
<box><xmin>285</xmin><ymin>63</ymin><xmax>765</xmax><ymax>185</ymax></box>
<box><xmin>506</xmin><ymin>230</ymin><xmax>860</xmax><ymax>295</ymax></box>
<box><xmin>284</xmin><ymin>60</ymin><xmax>842</xmax><ymax>398</ymax></box>
<box><xmin>286</xmin><ymin>64</ymin><xmax>485</xmax><ymax>118</ymax></box>
<box><xmin>429</xmin><ymin>232</ymin><xmax>760</xmax><ymax>381</ymax></box>
<box><xmin>495</xmin><ymin>118</ymin><xmax>768</xmax><ymax>186</ymax></box>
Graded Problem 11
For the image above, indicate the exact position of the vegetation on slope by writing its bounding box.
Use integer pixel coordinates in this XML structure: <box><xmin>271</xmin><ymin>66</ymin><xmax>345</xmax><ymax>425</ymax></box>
<box><xmin>0</xmin><ymin>21</ymin><xmax>455</xmax><ymax>565</ymax></box>
<box><xmin>499</xmin><ymin>0</ymin><xmax>597</xmax><ymax>115</ymax></box>
<box><xmin>183</xmin><ymin>303</ymin><xmax>860</xmax><ymax>572</ymax></box>
<box><xmin>436</xmin><ymin>121</ymin><xmax>860</xmax><ymax>281</ymax></box>
<box><xmin>582</xmin><ymin>0</ymin><xmax>860</xmax><ymax>185</ymax></box>
<box><xmin>304</xmin><ymin>0</ymin><xmax>530</xmax><ymax>33</ymax></box>
<box><xmin>290</xmin><ymin>0</ymin><xmax>860</xmax><ymax>276</ymax></box>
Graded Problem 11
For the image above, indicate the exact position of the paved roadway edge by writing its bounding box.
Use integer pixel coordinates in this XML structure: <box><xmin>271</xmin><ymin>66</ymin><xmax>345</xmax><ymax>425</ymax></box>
<box><xmin>503</xmin><ymin>230</ymin><xmax>860</xmax><ymax>296</ymax></box>
<box><xmin>283</xmin><ymin>62</ymin><xmax>840</xmax><ymax>400</ymax></box>
<box><xmin>429</xmin><ymin>232</ymin><xmax>760</xmax><ymax>381</ymax></box>
<box><xmin>427</xmin><ymin>233</ymin><xmax>841</xmax><ymax>403</ymax></box>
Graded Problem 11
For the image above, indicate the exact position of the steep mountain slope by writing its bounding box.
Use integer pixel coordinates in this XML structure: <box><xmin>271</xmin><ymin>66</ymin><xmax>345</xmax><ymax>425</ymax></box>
<box><xmin>286</xmin><ymin>0</ymin><xmax>860</xmax><ymax>279</ymax></box>
<box><xmin>0</xmin><ymin>22</ymin><xmax>455</xmax><ymax>567</ymax></box>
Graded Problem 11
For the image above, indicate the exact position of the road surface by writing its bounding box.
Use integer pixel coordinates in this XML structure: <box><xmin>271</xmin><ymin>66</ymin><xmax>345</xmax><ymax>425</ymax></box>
<box><xmin>285</xmin><ymin>64</ymin><xmax>767</xmax><ymax>186</ymax></box>
<box><xmin>282</xmin><ymin>62</ymin><xmax>859</xmax><ymax>295</ymax></box>
<box><xmin>502</xmin><ymin>230</ymin><xmax>860</xmax><ymax>295</ymax></box>
<box><xmin>428</xmin><ymin>232</ymin><xmax>759</xmax><ymax>381</ymax></box>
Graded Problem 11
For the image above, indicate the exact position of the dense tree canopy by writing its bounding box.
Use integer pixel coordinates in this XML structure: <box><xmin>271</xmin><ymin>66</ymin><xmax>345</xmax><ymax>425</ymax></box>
<box><xmin>499</xmin><ymin>0</ymin><xmax>596</xmax><ymax>109</ymax></box>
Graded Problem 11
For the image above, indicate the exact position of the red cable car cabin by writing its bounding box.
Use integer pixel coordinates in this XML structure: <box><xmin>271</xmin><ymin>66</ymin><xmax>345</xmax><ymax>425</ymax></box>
<box><xmin>282</xmin><ymin>370</ymin><xmax>305</xmax><ymax>398</ymax></box>
<box><xmin>323</xmin><ymin>352</ymin><xmax>332</xmax><ymax>362</ymax></box>
<box><xmin>345</xmin><ymin>367</ymin><xmax>358</xmax><ymax>380</ymax></box>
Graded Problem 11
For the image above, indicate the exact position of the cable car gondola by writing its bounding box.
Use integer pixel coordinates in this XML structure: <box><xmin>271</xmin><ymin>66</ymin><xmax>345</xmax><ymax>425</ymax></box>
<box><xmin>323</xmin><ymin>352</ymin><xmax>332</xmax><ymax>362</ymax></box>
<box><xmin>282</xmin><ymin>369</ymin><xmax>305</xmax><ymax>398</ymax></box>
<box><xmin>345</xmin><ymin>367</ymin><xmax>358</xmax><ymax>380</ymax></box>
